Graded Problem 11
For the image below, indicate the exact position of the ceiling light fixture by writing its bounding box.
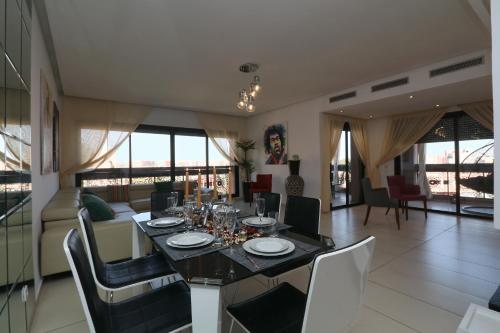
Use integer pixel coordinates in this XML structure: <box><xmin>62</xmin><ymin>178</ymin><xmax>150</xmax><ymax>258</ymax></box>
<box><xmin>369</xmin><ymin>115</ymin><xmax>374</xmax><ymax>119</ymax></box>
<box><xmin>339</xmin><ymin>109</ymin><xmax>344</xmax><ymax>113</ymax></box>
<box><xmin>434</xmin><ymin>104</ymin><xmax>440</xmax><ymax>107</ymax></box>
<box><xmin>409</xmin><ymin>95</ymin><xmax>414</xmax><ymax>99</ymax></box>
<box><xmin>236</xmin><ymin>63</ymin><xmax>261</xmax><ymax>113</ymax></box>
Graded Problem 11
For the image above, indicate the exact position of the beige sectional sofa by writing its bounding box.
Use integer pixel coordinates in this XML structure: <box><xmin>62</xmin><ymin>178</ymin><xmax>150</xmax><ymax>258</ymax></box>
<box><xmin>40</xmin><ymin>182</ymin><xmax>198</xmax><ymax>276</ymax></box>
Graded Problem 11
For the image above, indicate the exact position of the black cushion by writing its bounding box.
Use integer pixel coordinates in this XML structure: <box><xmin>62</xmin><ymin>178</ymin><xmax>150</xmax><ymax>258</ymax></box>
<box><xmin>154</xmin><ymin>181</ymin><xmax>174</xmax><ymax>193</ymax></box>
<box><xmin>255</xmin><ymin>192</ymin><xmax>281</xmax><ymax>217</ymax></box>
<box><xmin>489</xmin><ymin>285</ymin><xmax>500</xmax><ymax>312</ymax></box>
<box><xmin>151</xmin><ymin>191</ymin><xmax>184</xmax><ymax>211</ymax></box>
<box><xmin>284</xmin><ymin>196</ymin><xmax>320</xmax><ymax>234</ymax></box>
<box><xmin>103</xmin><ymin>252</ymin><xmax>177</xmax><ymax>289</ymax></box>
<box><xmin>227</xmin><ymin>282</ymin><xmax>306</xmax><ymax>333</ymax></box>
<box><xmin>108</xmin><ymin>281</ymin><xmax>191</xmax><ymax>333</ymax></box>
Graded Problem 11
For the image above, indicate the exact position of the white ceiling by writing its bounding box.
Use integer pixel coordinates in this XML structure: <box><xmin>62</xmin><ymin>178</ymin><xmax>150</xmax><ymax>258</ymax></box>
<box><xmin>44</xmin><ymin>0</ymin><xmax>490</xmax><ymax>115</ymax></box>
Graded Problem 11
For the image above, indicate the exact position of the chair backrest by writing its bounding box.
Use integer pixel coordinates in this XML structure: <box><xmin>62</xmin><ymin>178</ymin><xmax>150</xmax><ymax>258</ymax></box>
<box><xmin>63</xmin><ymin>229</ymin><xmax>109</xmax><ymax>333</ymax></box>
<box><xmin>77</xmin><ymin>208</ymin><xmax>107</xmax><ymax>286</ymax></box>
<box><xmin>151</xmin><ymin>191</ymin><xmax>184</xmax><ymax>212</ymax></box>
<box><xmin>256</xmin><ymin>192</ymin><xmax>282</xmax><ymax>219</ymax></box>
<box><xmin>257</xmin><ymin>174</ymin><xmax>272</xmax><ymax>190</ymax></box>
<box><xmin>284</xmin><ymin>196</ymin><xmax>321</xmax><ymax>234</ymax></box>
<box><xmin>361</xmin><ymin>178</ymin><xmax>376</xmax><ymax>205</ymax></box>
<box><xmin>302</xmin><ymin>236</ymin><xmax>376</xmax><ymax>333</ymax></box>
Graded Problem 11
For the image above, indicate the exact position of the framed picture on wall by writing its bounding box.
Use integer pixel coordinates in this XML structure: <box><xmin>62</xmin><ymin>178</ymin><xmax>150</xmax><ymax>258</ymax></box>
<box><xmin>264</xmin><ymin>123</ymin><xmax>288</xmax><ymax>165</ymax></box>
<box><xmin>53</xmin><ymin>103</ymin><xmax>60</xmax><ymax>172</ymax></box>
<box><xmin>40</xmin><ymin>71</ymin><xmax>53</xmax><ymax>175</ymax></box>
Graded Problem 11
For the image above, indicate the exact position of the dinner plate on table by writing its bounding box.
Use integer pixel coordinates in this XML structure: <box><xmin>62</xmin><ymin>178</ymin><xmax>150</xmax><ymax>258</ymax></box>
<box><xmin>147</xmin><ymin>217</ymin><xmax>184</xmax><ymax>228</ymax></box>
<box><xmin>166</xmin><ymin>232</ymin><xmax>214</xmax><ymax>248</ymax></box>
<box><xmin>243</xmin><ymin>238</ymin><xmax>295</xmax><ymax>257</ymax></box>
<box><xmin>242</xmin><ymin>217</ymin><xmax>276</xmax><ymax>227</ymax></box>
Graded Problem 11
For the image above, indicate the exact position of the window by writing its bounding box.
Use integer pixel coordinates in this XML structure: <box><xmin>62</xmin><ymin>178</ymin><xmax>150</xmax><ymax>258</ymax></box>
<box><xmin>76</xmin><ymin>126</ymin><xmax>239</xmax><ymax>197</ymax></box>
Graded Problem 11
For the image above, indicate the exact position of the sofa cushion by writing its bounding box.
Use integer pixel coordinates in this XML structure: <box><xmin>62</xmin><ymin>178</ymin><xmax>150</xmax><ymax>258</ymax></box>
<box><xmin>130</xmin><ymin>198</ymin><xmax>151</xmax><ymax>212</ymax></box>
<box><xmin>108</xmin><ymin>202</ymin><xmax>135</xmax><ymax>214</ymax></box>
<box><xmin>154</xmin><ymin>181</ymin><xmax>173</xmax><ymax>192</ymax></box>
<box><xmin>42</xmin><ymin>199</ymin><xmax>80</xmax><ymax>222</ymax></box>
<box><xmin>82</xmin><ymin>194</ymin><xmax>115</xmax><ymax>221</ymax></box>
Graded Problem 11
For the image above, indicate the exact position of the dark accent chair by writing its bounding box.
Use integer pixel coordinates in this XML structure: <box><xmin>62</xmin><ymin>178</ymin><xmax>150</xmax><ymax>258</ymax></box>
<box><xmin>387</xmin><ymin>175</ymin><xmax>427</xmax><ymax>220</ymax></box>
<box><xmin>489</xmin><ymin>285</ymin><xmax>500</xmax><ymax>312</ymax></box>
<box><xmin>63</xmin><ymin>229</ymin><xmax>191</xmax><ymax>332</ymax></box>
<box><xmin>78</xmin><ymin>208</ymin><xmax>177</xmax><ymax>301</ymax></box>
<box><xmin>151</xmin><ymin>191</ymin><xmax>184</xmax><ymax>212</ymax></box>
<box><xmin>250</xmin><ymin>174</ymin><xmax>273</xmax><ymax>201</ymax></box>
<box><xmin>284</xmin><ymin>195</ymin><xmax>321</xmax><ymax>234</ymax></box>
<box><xmin>361</xmin><ymin>178</ymin><xmax>400</xmax><ymax>230</ymax></box>
<box><xmin>255</xmin><ymin>192</ymin><xmax>282</xmax><ymax>218</ymax></box>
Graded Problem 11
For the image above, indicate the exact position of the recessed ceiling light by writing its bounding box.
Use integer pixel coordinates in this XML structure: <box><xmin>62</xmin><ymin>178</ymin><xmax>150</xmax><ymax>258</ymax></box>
<box><xmin>339</xmin><ymin>109</ymin><xmax>344</xmax><ymax>113</ymax></box>
<box><xmin>369</xmin><ymin>115</ymin><xmax>373</xmax><ymax>119</ymax></box>
<box><xmin>409</xmin><ymin>95</ymin><xmax>414</xmax><ymax>99</ymax></box>
<box><xmin>434</xmin><ymin>104</ymin><xmax>440</xmax><ymax>107</ymax></box>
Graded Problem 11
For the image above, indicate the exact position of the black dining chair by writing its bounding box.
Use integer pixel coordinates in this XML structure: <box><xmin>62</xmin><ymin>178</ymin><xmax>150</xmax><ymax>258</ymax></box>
<box><xmin>284</xmin><ymin>195</ymin><xmax>321</xmax><ymax>234</ymax></box>
<box><xmin>255</xmin><ymin>192</ymin><xmax>282</xmax><ymax>219</ymax></box>
<box><xmin>63</xmin><ymin>229</ymin><xmax>192</xmax><ymax>333</ymax></box>
<box><xmin>151</xmin><ymin>191</ymin><xmax>184</xmax><ymax>212</ymax></box>
<box><xmin>78</xmin><ymin>208</ymin><xmax>177</xmax><ymax>301</ymax></box>
<box><xmin>227</xmin><ymin>236</ymin><xmax>375</xmax><ymax>333</ymax></box>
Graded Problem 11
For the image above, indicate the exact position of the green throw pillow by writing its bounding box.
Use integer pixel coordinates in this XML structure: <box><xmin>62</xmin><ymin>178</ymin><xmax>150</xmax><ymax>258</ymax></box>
<box><xmin>82</xmin><ymin>194</ymin><xmax>114</xmax><ymax>222</ymax></box>
<box><xmin>154</xmin><ymin>181</ymin><xmax>173</xmax><ymax>193</ymax></box>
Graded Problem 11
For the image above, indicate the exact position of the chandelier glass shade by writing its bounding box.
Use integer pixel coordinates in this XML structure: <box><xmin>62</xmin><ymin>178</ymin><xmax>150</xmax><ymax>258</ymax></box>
<box><xmin>237</xmin><ymin>75</ymin><xmax>261</xmax><ymax>112</ymax></box>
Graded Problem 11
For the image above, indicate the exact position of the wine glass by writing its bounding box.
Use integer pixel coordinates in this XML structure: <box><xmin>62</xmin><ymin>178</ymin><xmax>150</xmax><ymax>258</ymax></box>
<box><xmin>183</xmin><ymin>200</ymin><xmax>195</xmax><ymax>231</ymax></box>
<box><xmin>213</xmin><ymin>206</ymin><xmax>226</xmax><ymax>246</ymax></box>
<box><xmin>267</xmin><ymin>211</ymin><xmax>278</xmax><ymax>237</ymax></box>
<box><xmin>171</xmin><ymin>192</ymin><xmax>178</xmax><ymax>208</ymax></box>
<box><xmin>166</xmin><ymin>196</ymin><xmax>175</xmax><ymax>213</ymax></box>
<box><xmin>256</xmin><ymin>198</ymin><xmax>266</xmax><ymax>222</ymax></box>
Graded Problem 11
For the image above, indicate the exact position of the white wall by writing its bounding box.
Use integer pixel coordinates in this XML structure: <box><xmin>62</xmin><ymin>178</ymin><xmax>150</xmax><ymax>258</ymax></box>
<box><xmin>492</xmin><ymin>0</ymin><xmax>500</xmax><ymax>230</ymax></box>
<box><xmin>31</xmin><ymin>7</ymin><xmax>61</xmax><ymax>297</ymax></box>
<box><xmin>247</xmin><ymin>99</ymin><xmax>324</xmax><ymax>200</ymax></box>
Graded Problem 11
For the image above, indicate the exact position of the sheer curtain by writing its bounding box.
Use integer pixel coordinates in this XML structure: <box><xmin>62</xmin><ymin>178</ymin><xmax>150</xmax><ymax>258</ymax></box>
<box><xmin>204</xmin><ymin>129</ymin><xmax>241</xmax><ymax>164</ymax></box>
<box><xmin>320</xmin><ymin>116</ymin><xmax>346</xmax><ymax>213</ymax></box>
<box><xmin>375</xmin><ymin>108</ymin><xmax>446</xmax><ymax>184</ymax></box>
<box><xmin>460</xmin><ymin>100</ymin><xmax>493</xmax><ymax>131</ymax></box>
<box><xmin>417</xmin><ymin>143</ymin><xmax>432</xmax><ymax>199</ymax></box>
<box><xmin>60</xmin><ymin>96</ymin><xmax>151</xmax><ymax>187</ymax></box>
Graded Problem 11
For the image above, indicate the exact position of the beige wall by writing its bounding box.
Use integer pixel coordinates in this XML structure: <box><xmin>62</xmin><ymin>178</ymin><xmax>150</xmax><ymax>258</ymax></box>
<box><xmin>31</xmin><ymin>7</ymin><xmax>62</xmax><ymax>297</ymax></box>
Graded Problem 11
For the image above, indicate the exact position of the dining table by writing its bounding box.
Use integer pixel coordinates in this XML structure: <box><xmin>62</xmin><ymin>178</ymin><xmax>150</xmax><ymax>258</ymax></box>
<box><xmin>131</xmin><ymin>205</ymin><xmax>335</xmax><ymax>333</ymax></box>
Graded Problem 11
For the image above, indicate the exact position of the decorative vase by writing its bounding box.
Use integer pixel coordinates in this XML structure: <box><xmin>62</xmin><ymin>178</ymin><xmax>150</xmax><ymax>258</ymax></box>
<box><xmin>242</xmin><ymin>181</ymin><xmax>252</xmax><ymax>202</ymax></box>
<box><xmin>286</xmin><ymin>160</ymin><xmax>304</xmax><ymax>196</ymax></box>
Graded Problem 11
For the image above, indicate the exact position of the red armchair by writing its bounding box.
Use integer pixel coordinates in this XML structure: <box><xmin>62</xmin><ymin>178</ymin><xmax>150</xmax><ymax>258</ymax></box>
<box><xmin>387</xmin><ymin>175</ymin><xmax>427</xmax><ymax>220</ymax></box>
<box><xmin>250</xmin><ymin>174</ymin><xmax>272</xmax><ymax>201</ymax></box>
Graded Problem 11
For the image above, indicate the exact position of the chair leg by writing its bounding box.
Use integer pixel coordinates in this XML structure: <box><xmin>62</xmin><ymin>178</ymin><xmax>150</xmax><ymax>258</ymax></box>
<box><xmin>423</xmin><ymin>199</ymin><xmax>428</xmax><ymax>219</ymax></box>
<box><xmin>229</xmin><ymin>319</ymin><xmax>235</xmax><ymax>333</ymax></box>
<box><xmin>405</xmin><ymin>201</ymin><xmax>409</xmax><ymax>221</ymax></box>
<box><xmin>385</xmin><ymin>207</ymin><xmax>390</xmax><ymax>215</ymax></box>
<box><xmin>395</xmin><ymin>207</ymin><xmax>400</xmax><ymax>230</ymax></box>
<box><xmin>364</xmin><ymin>206</ymin><xmax>371</xmax><ymax>226</ymax></box>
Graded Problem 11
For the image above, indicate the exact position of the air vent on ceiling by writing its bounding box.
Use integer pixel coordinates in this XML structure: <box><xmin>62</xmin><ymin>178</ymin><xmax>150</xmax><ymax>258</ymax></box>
<box><xmin>429</xmin><ymin>57</ymin><xmax>484</xmax><ymax>77</ymax></box>
<box><xmin>329</xmin><ymin>91</ymin><xmax>356</xmax><ymax>103</ymax></box>
<box><xmin>371</xmin><ymin>77</ymin><xmax>409</xmax><ymax>92</ymax></box>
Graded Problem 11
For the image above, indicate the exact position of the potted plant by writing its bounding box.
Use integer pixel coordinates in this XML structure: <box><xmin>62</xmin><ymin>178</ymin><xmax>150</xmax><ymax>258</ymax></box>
<box><xmin>289</xmin><ymin>154</ymin><xmax>301</xmax><ymax>175</ymax></box>
<box><xmin>236</xmin><ymin>139</ymin><xmax>256</xmax><ymax>202</ymax></box>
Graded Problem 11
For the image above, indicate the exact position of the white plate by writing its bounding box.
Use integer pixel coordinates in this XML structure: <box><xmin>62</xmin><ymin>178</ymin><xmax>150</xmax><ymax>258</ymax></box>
<box><xmin>243</xmin><ymin>238</ymin><xmax>295</xmax><ymax>257</ymax></box>
<box><xmin>166</xmin><ymin>232</ymin><xmax>214</xmax><ymax>248</ymax></box>
<box><xmin>242</xmin><ymin>217</ymin><xmax>276</xmax><ymax>227</ymax></box>
<box><xmin>250</xmin><ymin>237</ymin><xmax>289</xmax><ymax>253</ymax></box>
<box><xmin>147</xmin><ymin>217</ymin><xmax>184</xmax><ymax>228</ymax></box>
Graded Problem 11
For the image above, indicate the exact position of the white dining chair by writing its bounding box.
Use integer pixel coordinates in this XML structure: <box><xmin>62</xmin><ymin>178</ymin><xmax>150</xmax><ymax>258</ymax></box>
<box><xmin>227</xmin><ymin>236</ymin><xmax>375</xmax><ymax>333</ymax></box>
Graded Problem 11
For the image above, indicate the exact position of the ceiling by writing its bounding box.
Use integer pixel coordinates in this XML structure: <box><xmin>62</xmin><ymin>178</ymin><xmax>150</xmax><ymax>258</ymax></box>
<box><xmin>44</xmin><ymin>0</ymin><xmax>490</xmax><ymax>115</ymax></box>
<box><xmin>329</xmin><ymin>76</ymin><xmax>492</xmax><ymax>119</ymax></box>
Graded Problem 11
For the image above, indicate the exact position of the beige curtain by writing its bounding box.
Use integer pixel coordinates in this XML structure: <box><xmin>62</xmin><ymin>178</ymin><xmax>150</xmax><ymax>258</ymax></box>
<box><xmin>375</xmin><ymin>109</ymin><xmax>447</xmax><ymax>185</ymax></box>
<box><xmin>460</xmin><ymin>100</ymin><xmax>493</xmax><ymax>131</ymax></box>
<box><xmin>349</xmin><ymin>118</ymin><xmax>378</xmax><ymax>184</ymax></box>
<box><xmin>60</xmin><ymin>96</ymin><xmax>151</xmax><ymax>187</ymax></box>
<box><xmin>320</xmin><ymin>116</ymin><xmax>345</xmax><ymax>213</ymax></box>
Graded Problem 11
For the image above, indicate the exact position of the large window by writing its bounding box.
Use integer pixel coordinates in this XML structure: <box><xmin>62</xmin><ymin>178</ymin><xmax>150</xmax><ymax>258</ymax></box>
<box><xmin>399</xmin><ymin>112</ymin><xmax>493</xmax><ymax>218</ymax></box>
<box><xmin>76</xmin><ymin>126</ymin><xmax>238</xmax><ymax>196</ymax></box>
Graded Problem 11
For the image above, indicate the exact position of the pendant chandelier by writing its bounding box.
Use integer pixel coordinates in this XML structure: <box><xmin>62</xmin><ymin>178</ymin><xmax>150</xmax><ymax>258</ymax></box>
<box><xmin>236</xmin><ymin>63</ymin><xmax>261</xmax><ymax>113</ymax></box>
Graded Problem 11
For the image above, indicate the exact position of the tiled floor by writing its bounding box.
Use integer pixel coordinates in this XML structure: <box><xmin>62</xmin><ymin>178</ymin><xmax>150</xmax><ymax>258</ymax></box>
<box><xmin>30</xmin><ymin>206</ymin><xmax>500</xmax><ymax>333</ymax></box>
